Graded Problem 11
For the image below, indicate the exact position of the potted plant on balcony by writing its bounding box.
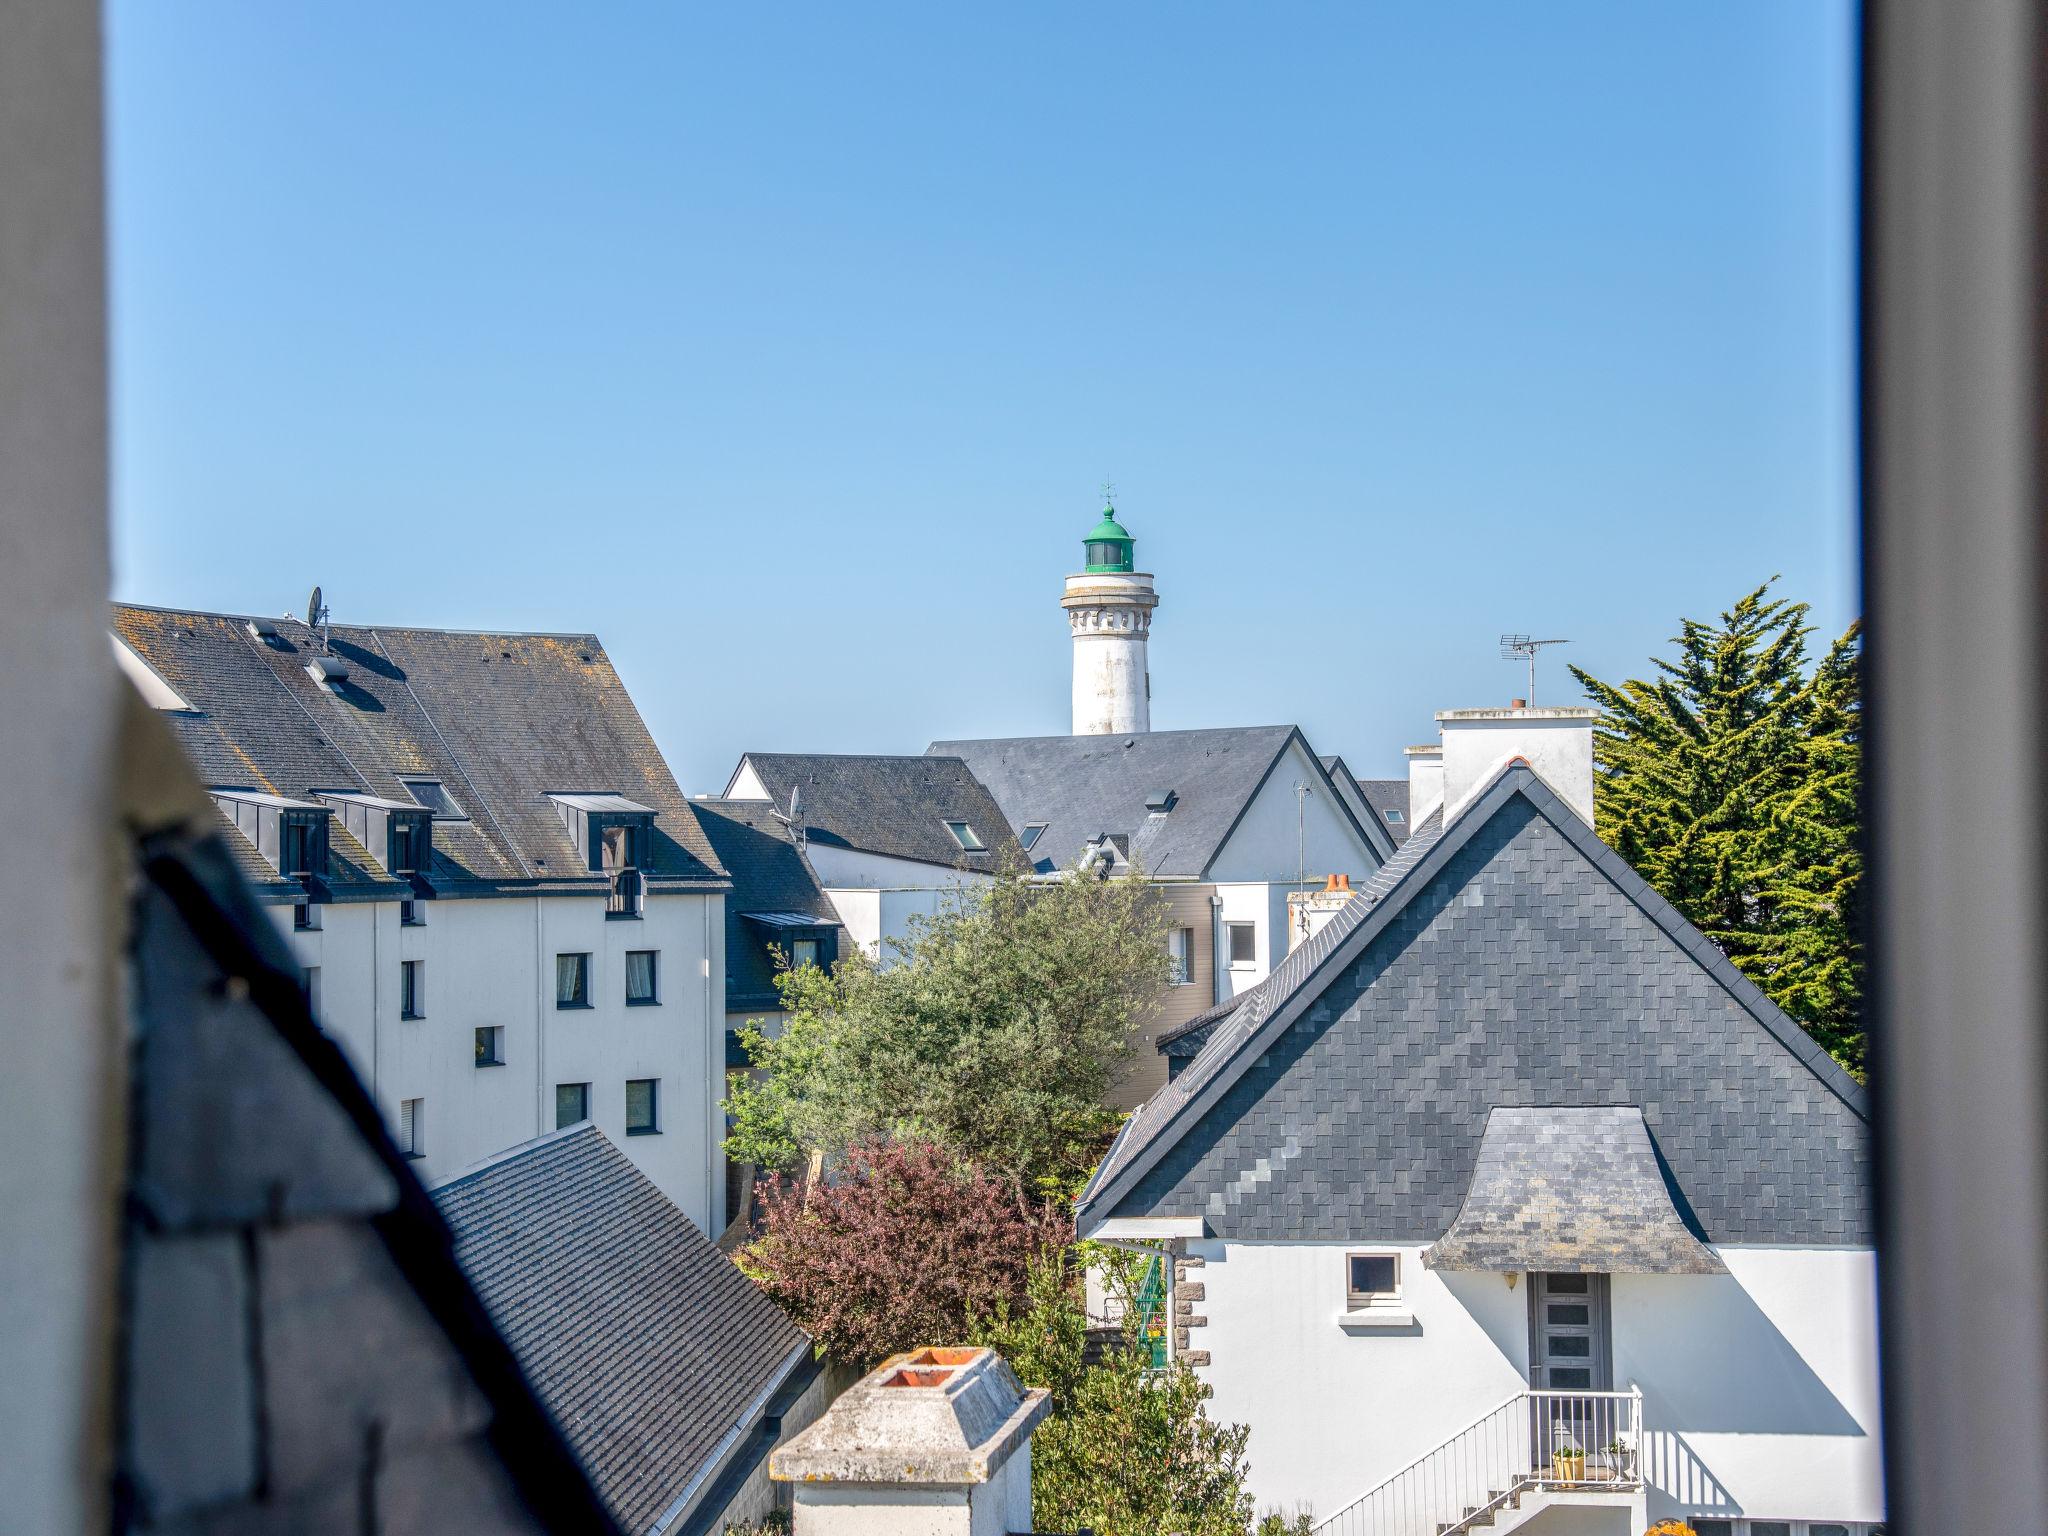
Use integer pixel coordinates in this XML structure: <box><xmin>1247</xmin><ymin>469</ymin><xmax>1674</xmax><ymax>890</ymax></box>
<box><xmin>1549</xmin><ymin>1444</ymin><xmax>1586</xmax><ymax>1482</ymax></box>
<box><xmin>1602</xmin><ymin>1436</ymin><xmax>1636</xmax><ymax>1480</ymax></box>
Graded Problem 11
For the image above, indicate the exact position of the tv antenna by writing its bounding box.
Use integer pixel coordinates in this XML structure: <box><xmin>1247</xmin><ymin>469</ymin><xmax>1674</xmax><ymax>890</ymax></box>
<box><xmin>1499</xmin><ymin>634</ymin><xmax>1569</xmax><ymax>705</ymax></box>
<box><xmin>305</xmin><ymin>586</ymin><xmax>331</xmax><ymax>652</ymax></box>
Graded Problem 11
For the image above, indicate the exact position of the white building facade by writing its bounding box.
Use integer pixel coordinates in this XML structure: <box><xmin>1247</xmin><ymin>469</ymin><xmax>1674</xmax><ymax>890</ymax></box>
<box><xmin>1084</xmin><ymin>712</ymin><xmax>1881</xmax><ymax>1536</ymax></box>
<box><xmin>117</xmin><ymin>605</ymin><xmax>731</xmax><ymax>1233</ymax></box>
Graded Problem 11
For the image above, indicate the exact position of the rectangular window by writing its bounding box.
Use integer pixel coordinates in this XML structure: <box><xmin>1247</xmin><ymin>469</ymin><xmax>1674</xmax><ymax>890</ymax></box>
<box><xmin>1227</xmin><ymin>921</ymin><xmax>1257</xmax><ymax>966</ymax></box>
<box><xmin>556</xmin><ymin>952</ymin><xmax>589</xmax><ymax>1008</ymax></box>
<box><xmin>1811</xmin><ymin>1526</ymin><xmax>1853</xmax><ymax>1536</ymax></box>
<box><xmin>943</xmin><ymin>819</ymin><xmax>984</xmax><ymax>850</ymax></box>
<box><xmin>293</xmin><ymin>901</ymin><xmax>320</xmax><ymax>932</ymax></box>
<box><xmin>1748</xmin><ymin>1526</ymin><xmax>1792</xmax><ymax>1536</ymax></box>
<box><xmin>400</xmin><ymin>898</ymin><xmax>423</xmax><ymax>926</ymax></box>
<box><xmin>302</xmin><ymin>966</ymin><xmax>321</xmax><ymax>1018</ymax></box>
<box><xmin>400</xmin><ymin>959</ymin><xmax>424</xmax><ymax>1019</ymax></box>
<box><xmin>791</xmin><ymin>937</ymin><xmax>819</xmax><ymax>969</ymax></box>
<box><xmin>400</xmin><ymin>778</ymin><xmax>466</xmax><ymax>820</ymax></box>
<box><xmin>625</xmin><ymin>949</ymin><xmax>658</xmax><ymax>1005</ymax></box>
<box><xmin>1018</xmin><ymin>823</ymin><xmax>1047</xmax><ymax>852</ymax></box>
<box><xmin>625</xmin><ymin>1078</ymin><xmax>659</xmax><ymax>1135</ymax></box>
<box><xmin>555</xmin><ymin>1081</ymin><xmax>590</xmax><ymax>1128</ymax></box>
<box><xmin>1167</xmin><ymin>927</ymin><xmax>1194</xmax><ymax>985</ymax></box>
<box><xmin>474</xmin><ymin>1025</ymin><xmax>504</xmax><ymax>1067</ymax></box>
<box><xmin>1346</xmin><ymin>1252</ymin><xmax>1400</xmax><ymax>1307</ymax></box>
<box><xmin>397</xmin><ymin>1097</ymin><xmax>423</xmax><ymax>1158</ymax></box>
<box><xmin>1689</xmin><ymin>1524</ymin><xmax>1732</xmax><ymax>1536</ymax></box>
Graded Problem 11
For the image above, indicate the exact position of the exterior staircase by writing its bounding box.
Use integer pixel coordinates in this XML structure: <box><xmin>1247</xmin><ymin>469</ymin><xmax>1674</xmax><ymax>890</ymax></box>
<box><xmin>1313</xmin><ymin>1388</ymin><xmax>1643</xmax><ymax>1536</ymax></box>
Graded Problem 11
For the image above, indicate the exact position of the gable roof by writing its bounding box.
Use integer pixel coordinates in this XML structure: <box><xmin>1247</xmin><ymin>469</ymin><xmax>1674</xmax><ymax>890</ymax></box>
<box><xmin>115</xmin><ymin>604</ymin><xmax>725</xmax><ymax>895</ymax></box>
<box><xmin>929</xmin><ymin>726</ymin><xmax>1386</xmax><ymax>878</ymax></box>
<box><xmin>1317</xmin><ymin>754</ymin><xmax>1400</xmax><ymax>861</ymax></box>
<box><xmin>725</xmin><ymin>752</ymin><xmax>1018</xmax><ymax>873</ymax></box>
<box><xmin>1079</xmin><ymin>764</ymin><xmax>1869</xmax><ymax>1241</ymax></box>
<box><xmin>692</xmin><ymin>798</ymin><xmax>847</xmax><ymax>1013</ymax></box>
<box><xmin>1357</xmin><ymin>777</ymin><xmax>1411</xmax><ymax>845</ymax></box>
<box><xmin>435</xmin><ymin>1124</ymin><xmax>814</xmax><ymax>1536</ymax></box>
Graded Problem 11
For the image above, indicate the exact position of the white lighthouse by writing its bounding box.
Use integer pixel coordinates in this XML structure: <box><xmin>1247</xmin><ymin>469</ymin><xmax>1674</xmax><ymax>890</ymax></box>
<box><xmin>1061</xmin><ymin>501</ymin><xmax>1158</xmax><ymax>735</ymax></box>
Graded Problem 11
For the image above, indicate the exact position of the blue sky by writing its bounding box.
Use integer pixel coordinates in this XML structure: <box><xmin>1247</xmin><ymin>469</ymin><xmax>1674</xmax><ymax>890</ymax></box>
<box><xmin>106</xmin><ymin>3</ymin><xmax>1857</xmax><ymax>790</ymax></box>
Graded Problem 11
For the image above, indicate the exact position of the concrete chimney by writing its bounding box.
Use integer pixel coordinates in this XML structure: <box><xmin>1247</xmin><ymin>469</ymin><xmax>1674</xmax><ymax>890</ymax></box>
<box><xmin>770</xmin><ymin>1347</ymin><xmax>1050</xmax><ymax>1536</ymax></box>
<box><xmin>1405</xmin><ymin>743</ymin><xmax>1444</xmax><ymax>824</ymax></box>
<box><xmin>1436</xmin><ymin>706</ymin><xmax>1597</xmax><ymax>828</ymax></box>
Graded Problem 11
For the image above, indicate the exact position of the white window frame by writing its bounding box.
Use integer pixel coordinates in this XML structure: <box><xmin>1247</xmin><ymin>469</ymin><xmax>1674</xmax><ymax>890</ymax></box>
<box><xmin>1339</xmin><ymin>1249</ymin><xmax>1413</xmax><ymax>1329</ymax></box>
<box><xmin>943</xmin><ymin>819</ymin><xmax>984</xmax><ymax>851</ymax></box>
<box><xmin>1226</xmin><ymin>921</ymin><xmax>1257</xmax><ymax>969</ymax></box>
<box><xmin>1018</xmin><ymin>822</ymin><xmax>1048</xmax><ymax>852</ymax></box>
<box><xmin>1167</xmin><ymin>927</ymin><xmax>1194</xmax><ymax>986</ymax></box>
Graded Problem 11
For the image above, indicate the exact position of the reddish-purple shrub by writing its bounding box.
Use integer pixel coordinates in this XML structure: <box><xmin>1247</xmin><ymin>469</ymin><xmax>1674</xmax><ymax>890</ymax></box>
<box><xmin>741</xmin><ymin>1139</ymin><xmax>1071</xmax><ymax>1368</ymax></box>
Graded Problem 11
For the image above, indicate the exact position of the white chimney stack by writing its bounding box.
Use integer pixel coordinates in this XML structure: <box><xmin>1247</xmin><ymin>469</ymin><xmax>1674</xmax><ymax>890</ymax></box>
<box><xmin>1405</xmin><ymin>742</ymin><xmax>1444</xmax><ymax>825</ymax></box>
<box><xmin>1436</xmin><ymin>705</ymin><xmax>1597</xmax><ymax>828</ymax></box>
<box><xmin>770</xmin><ymin>1347</ymin><xmax>1049</xmax><ymax>1536</ymax></box>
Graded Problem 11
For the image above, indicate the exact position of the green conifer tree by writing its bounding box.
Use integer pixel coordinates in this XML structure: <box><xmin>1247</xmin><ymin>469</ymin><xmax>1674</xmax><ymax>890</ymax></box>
<box><xmin>1571</xmin><ymin>584</ymin><xmax>1864</xmax><ymax>1075</ymax></box>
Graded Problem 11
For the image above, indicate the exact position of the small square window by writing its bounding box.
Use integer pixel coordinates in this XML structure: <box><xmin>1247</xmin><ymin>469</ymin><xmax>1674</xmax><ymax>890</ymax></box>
<box><xmin>400</xmin><ymin>960</ymin><xmax>424</xmax><ymax>1019</ymax></box>
<box><xmin>1227</xmin><ymin>922</ymin><xmax>1257</xmax><ymax>966</ymax></box>
<box><xmin>294</xmin><ymin>901</ymin><xmax>321</xmax><ymax>932</ymax></box>
<box><xmin>475</xmin><ymin>1026</ymin><xmax>504</xmax><ymax>1067</ymax></box>
<box><xmin>556</xmin><ymin>952</ymin><xmax>590</xmax><ymax>1008</ymax></box>
<box><xmin>626</xmin><ymin>1078</ymin><xmax>659</xmax><ymax>1135</ymax></box>
<box><xmin>943</xmin><ymin>820</ymin><xmax>984</xmax><ymax>851</ymax></box>
<box><xmin>1167</xmin><ymin>927</ymin><xmax>1194</xmax><ymax>985</ymax></box>
<box><xmin>1346</xmin><ymin>1252</ymin><xmax>1399</xmax><ymax>1307</ymax></box>
<box><xmin>1018</xmin><ymin>823</ymin><xmax>1048</xmax><ymax>852</ymax></box>
<box><xmin>625</xmin><ymin>950</ymin><xmax>658</xmax><ymax>1005</ymax></box>
<box><xmin>1384</xmin><ymin>807</ymin><xmax>1405</xmax><ymax>825</ymax></box>
<box><xmin>791</xmin><ymin>938</ymin><xmax>818</xmax><ymax>969</ymax></box>
<box><xmin>555</xmin><ymin>1081</ymin><xmax>590</xmax><ymax>1128</ymax></box>
<box><xmin>400</xmin><ymin>898</ymin><xmax>424</xmax><ymax>926</ymax></box>
<box><xmin>397</xmin><ymin>1097</ymin><xmax>424</xmax><ymax>1159</ymax></box>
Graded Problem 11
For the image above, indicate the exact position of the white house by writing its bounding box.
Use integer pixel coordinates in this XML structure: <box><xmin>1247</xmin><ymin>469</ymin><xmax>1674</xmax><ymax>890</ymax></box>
<box><xmin>934</xmin><ymin>724</ymin><xmax>1393</xmax><ymax>1103</ymax></box>
<box><xmin>718</xmin><ymin>751</ymin><xmax>1016</xmax><ymax>962</ymax></box>
<box><xmin>1078</xmin><ymin>706</ymin><xmax>1882</xmax><ymax>1536</ymax></box>
<box><xmin>114</xmin><ymin>602</ymin><xmax>731</xmax><ymax>1233</ymax></box>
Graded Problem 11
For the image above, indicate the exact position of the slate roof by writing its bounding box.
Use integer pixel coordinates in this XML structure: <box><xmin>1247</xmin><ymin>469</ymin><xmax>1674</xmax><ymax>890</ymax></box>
<box><xmin>930</xmin><ymin>726</ymin><xmax>1383</xmax><ymax>878</ymax></box>
<box><xmin>692</xmin><ymin>798</ymin><xmax>847</xmax><ymax>1013</ymax></box>
<box><xmin>1357</xmin><ymin>778</ymin><xmax>1412</xmax><ymax>845</ymax></box>
<box><xmin>727</xmin><ymin>752</ymin><xmax>1019</xmax><ymax>873</ymax></box>
<box><xmin>115</xmin><ymin>604</ymin><xmax>726</xmax><ymax>898</ymax></box>
<box><xmin>1421</xmin><ymin>1107</ymin><xmax>1726</xmax><ymax>1275</ymax></box>
<box><xmin>1080</xmin><ymin>766</ymin><xmax>1871</xmax><ymax>1247</ymax></box>
<box><xmin>436</xmin><ymin>1125</ymin><xmax>814</xmax><ymax>1536</ymax></box>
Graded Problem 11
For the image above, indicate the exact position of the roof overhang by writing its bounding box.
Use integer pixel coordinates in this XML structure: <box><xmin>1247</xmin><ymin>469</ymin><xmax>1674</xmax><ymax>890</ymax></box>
<box><xmin>741</xmin><ymin>910</ymin><xmax>835</xmax><ymax>929</ymax></box>
<box><xmin>1422</xmin><ymin>1106</ymin><xmax>1727</xmax><ymax>1275</ymax></box>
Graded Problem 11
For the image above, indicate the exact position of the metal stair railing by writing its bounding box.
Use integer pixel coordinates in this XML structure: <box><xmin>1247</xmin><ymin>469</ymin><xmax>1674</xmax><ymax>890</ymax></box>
<box><xmin>1313</xmin><ymin>1388</ymin><xmax>1642</xmax><ymax>1536</ymax></box>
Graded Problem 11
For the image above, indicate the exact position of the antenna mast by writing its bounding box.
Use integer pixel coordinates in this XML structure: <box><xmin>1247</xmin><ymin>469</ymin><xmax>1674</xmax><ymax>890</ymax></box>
<box><xmin>1498</xmin><ymin>634</ymin><xmax>1570</xmax><ymax>705</ymax></box>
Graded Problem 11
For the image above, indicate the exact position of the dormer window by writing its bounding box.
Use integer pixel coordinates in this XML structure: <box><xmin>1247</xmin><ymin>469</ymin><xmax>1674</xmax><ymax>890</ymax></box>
<box><xmin>547</xmin><ymin>794</ymin><xmax>657</xmax><ymax>917</ymax></box>
<box><xmin>279</xmin><ymin>816</ymin><xmax>324</xmax><ymax>877</ymax></box>
<box><xmin>1144</xmin><ymin>789</ymin><xmax>1178</xmax><ymax>814</ymax></box>
<box><xmin>944</xmin><ymin>820</ymin><xmax>985</xmax><ymax>851</ymax></box>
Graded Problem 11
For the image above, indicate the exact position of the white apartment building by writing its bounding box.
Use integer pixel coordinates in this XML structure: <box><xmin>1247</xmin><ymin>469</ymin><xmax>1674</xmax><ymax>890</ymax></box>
<box><xmin>114</xmin><ymin>603</ymin><xmax>730</xmax><ymax>1231</ymax></box>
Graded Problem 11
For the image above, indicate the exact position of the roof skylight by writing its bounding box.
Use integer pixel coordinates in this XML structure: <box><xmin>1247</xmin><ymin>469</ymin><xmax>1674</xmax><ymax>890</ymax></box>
<box><xmin>401</xmin><ymin>778</ymin><xmax>468</xmax><ymax>821</ymax></box>
<box><xmin>944</xmin><ymin>820</ymin><xmax>985</xmax><ymax>851</ymax></box>
<box><xmin>1018</xmin><ymin>823</ymin><xmax>1048</xmax><ymax>852</ymax></box>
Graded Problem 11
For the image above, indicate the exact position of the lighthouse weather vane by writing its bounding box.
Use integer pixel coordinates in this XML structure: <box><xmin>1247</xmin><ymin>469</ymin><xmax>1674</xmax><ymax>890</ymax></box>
<box><xmin>1101</xmin><ymin>478</ymin><xmax>1116</xmax><ymax>505</ymax></box>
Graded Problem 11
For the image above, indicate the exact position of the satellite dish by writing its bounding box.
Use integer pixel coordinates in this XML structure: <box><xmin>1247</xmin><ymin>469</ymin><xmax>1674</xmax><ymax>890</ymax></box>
<box><xmin>305</xmin><ymin>586</ymin><xmax>324</xmax><ymax>628</ymax></box>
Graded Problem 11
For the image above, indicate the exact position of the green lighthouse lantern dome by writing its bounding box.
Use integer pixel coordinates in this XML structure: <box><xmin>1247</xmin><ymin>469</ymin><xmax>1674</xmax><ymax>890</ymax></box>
<box><xmin>1082</xmin><ymin>504</ymin><xmax>1136</xmax><ymax>573</ymax></box>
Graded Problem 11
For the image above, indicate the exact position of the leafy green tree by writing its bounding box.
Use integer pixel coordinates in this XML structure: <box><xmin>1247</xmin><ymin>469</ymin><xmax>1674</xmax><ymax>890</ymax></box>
<box><xmin>725</xmin><ymin>857</ymin><xmax>1172</xmax><ymax>1191</ymax></box>
<box><xmin>1571</xmin><ymin>583</ymin><xmax>1864</xmax><ymax>1073</ymax></box>
<box><xmin>973</xmin><ymin>1251</ymin><xmax>1256</xmax><ymax>1536</ymax></box>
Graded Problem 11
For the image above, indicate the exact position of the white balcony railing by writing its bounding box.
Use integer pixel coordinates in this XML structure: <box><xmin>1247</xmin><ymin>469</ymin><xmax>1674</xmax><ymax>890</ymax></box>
<box><xmin>1315</xmin><ymin>1387</ymin><xmax>1643</xmax><ymax>1536</ymax></box>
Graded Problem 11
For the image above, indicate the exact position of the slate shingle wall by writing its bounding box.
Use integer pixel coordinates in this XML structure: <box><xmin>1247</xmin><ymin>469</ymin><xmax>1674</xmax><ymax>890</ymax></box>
<box><xmin>1113</xmin><ymin>798</ymin><xmax>1873</xmax><ymax>1245</ymax></box>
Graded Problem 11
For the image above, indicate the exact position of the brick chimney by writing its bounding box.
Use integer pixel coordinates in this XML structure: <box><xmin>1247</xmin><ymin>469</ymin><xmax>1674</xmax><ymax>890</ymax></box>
<box><xmin>770</xmin><ymin>1347</ymin><xmax>1050</xmax><ymax>1535</ymax></box>
<box><xmin>1436</xmin><ymin>705</ymin><xmax>1596</xmax><ymax>828</ymax></box>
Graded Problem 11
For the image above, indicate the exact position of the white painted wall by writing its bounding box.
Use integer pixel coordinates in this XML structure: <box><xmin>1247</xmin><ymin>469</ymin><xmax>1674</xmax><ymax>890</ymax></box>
<box><xmin>273</xmin><ymin>890</ymin><xmax>726</xmax><ymax>1233</ymax></box>
<box><xmin>1617</xmin><ymin>1248</ymin><xmax>1885</xmax><ymax>1527</ymax></box>
<box><xmin>1212</xmin><ymin>883</ymin><xmax>1283</xmax><ymax>998</ymax></box>
<box><xmin>1205</xmin><ymin>738</ymin><xmax>1383</xmax><ymax>886</ymax></box>
<box><xmin>1063</xmin><ymin>570</ymin><xmax>1156</xmax><ymax>736</ymax></box>
<box><xmin>1190</xmin><ymin>1240</ymin><xmax>1882</xmax><ymax>1529</ymax></box>
<box><xmin>1438</xmin><ymin>708</ymin><xmax>1596</xmax><ymax>828</ymax></box>
<box><xmin>804</xmin><ymin>843</ymin><xmax>992</xmax><ymax>892</ymax></box>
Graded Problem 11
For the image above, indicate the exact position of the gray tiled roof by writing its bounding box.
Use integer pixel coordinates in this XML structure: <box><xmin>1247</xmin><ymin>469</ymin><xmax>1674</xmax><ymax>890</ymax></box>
<box><xmin>1080</xmin><ymin>767</ymin><xmax>1871</xmax><ymax>1247</ymax></box>
<box><xmin>1422</xmin><ymin>1107</ymin><xmax>1726</xmax><ymax>1275</ymax></box>
<box><xmin>116</xmin><ymin>605</ymin><xmax>726</xmax><ymax>896</ymax></box>
<box><xmin>930</xmin><ymin>726</ymin><xmax>1379</xmax><ymax>878</ymax></box>
<box><xmin>1357</xmin><ymin>778</ymin><xmax>1411</xmax><ymax>845</ymax></box>
<box><xmin>692</xmin><ymin>798</ymin><xmax>846</xmax><ymax>1013</ymax></box>
<box><xmin>435</xmin><ymin>1125</ymin><xmax>812</xmax><ymax>1536</ymax></box>
<box><xmin>730</xmin><ymin>752</ymin><xmax>1019</xmax><ymax>872</ymax></box>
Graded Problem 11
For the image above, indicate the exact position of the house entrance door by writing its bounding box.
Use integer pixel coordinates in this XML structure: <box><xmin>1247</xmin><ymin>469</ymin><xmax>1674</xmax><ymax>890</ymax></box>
<box><xmin>1529</xmin><ymin>1271</ymin><xmax>1611</xmax><ymax>1389</ymax></box>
